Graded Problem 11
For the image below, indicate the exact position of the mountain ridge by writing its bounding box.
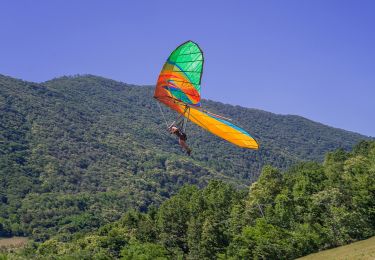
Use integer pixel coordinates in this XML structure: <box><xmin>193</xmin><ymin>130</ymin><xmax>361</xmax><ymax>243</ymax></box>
<box><xmin>4</xmin><ymin>72</ymin><xmax>370</xmax><ymax>138</ymax></box>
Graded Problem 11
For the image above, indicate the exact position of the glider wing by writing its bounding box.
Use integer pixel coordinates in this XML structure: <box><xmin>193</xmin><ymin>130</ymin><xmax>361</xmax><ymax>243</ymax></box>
<box><xmin>154</xmin><ymin>41</ymin><xmax>259</xmax><ymax>149</ymax></box>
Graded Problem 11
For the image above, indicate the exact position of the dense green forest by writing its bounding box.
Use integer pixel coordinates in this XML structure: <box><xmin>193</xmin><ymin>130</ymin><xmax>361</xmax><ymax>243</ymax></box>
<box><xmin>0</xmin><ymin>74</ymin><xmax>372</xmax><ymax>255</ymax></box>
<box><xmin>2</xmin><ymin>140</ymin><xmax>374</xmax><ymax>259</ymax></box>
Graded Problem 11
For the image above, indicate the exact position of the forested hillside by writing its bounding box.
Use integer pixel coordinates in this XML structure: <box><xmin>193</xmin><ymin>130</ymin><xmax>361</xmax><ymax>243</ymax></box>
<box><xmin>0</xmin><ymin>74</ymin><xmax>370</xmax><ymax>241</ymax></box>
<box><xmin>4</xmin><ymin>141</ymin><xmax>375</xmax><ymax>259</ymax></box>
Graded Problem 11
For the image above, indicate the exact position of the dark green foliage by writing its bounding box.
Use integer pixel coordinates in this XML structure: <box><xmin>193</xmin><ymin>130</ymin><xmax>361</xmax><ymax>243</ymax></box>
<box><xmin>121</xmin><ymin>240</ymin><xmax>170</xmax><ymax>260</ymax></box>
<box><xmin>5</xmin><ymin>142</ymin><xmax>375</xmax><ymax>259</ymax></box>
<box><xmin>6</xmin><ymin>141</ymin><xmax>375</xmax><ymax>259</ymax></box>
<box><xmin>10</xmin><ymin>141</ymin><xmax>373</xmax><ymax>259</ymax></box>
<box><xmin>225</xmin><ymin>219</ymin><xmax>294</xmax><ymax>260</ymax></box>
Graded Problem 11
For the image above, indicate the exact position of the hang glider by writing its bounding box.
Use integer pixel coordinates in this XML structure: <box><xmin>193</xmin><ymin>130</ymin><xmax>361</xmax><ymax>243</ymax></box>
<box><xmin>154</xmin><ymin>41</ymin><xmax>259</xmax><ymax>149</ymax></box>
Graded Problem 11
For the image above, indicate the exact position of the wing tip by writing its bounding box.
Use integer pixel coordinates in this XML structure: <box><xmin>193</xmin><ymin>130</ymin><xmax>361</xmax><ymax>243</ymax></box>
<box><xmin>242</xmin><ymin>139</ymin><xmax>260</xmax><ymax>150</ymax></box>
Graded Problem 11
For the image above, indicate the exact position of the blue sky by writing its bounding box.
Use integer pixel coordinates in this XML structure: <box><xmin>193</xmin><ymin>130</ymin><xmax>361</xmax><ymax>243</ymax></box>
<box><xmin>1</xmin><ymin>1</ymin><xmax>374</xmax><ymax>136</ymax></box>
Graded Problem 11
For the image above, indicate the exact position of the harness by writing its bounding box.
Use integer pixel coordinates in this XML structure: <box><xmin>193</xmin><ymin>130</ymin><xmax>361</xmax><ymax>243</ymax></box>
<box><xmin>174</xmin><ymin>128</ymin><xmax>187</xmax><ymax>141</ymax></box>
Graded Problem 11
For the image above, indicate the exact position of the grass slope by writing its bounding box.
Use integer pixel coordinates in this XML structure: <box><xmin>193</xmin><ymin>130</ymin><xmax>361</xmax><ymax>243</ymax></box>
<box><xmin>0</xmin><ymin>237</ymin><xmax>28</xmax><ymax>250</ymax></box>
<box><xmin>299</xmin><ymin>236</ymin><xmax>375</xmax><ymax>260</ymax></box>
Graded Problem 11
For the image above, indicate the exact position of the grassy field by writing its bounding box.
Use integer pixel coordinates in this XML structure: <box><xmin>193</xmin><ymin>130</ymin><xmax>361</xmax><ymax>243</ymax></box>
<box><xmin>0</xmin><ymin>237</ymin><xmax>28</xmax><ymax>251</ymax></box>
<box><xmin>299</xmin><ymin>236</ymin><xmax>375</xmax><ymax>260</ymax></box>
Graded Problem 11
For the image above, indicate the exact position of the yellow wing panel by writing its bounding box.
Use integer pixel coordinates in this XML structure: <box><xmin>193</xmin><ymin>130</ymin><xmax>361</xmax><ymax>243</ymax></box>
<box><xmin>187</xmin><ymin>107</ymin><xmax>259</xmax><ymax>149</ymax></box>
